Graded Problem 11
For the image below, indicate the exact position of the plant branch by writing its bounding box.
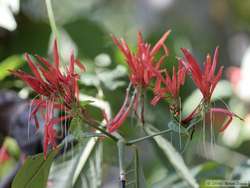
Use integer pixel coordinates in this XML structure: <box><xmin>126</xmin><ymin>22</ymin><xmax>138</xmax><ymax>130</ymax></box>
<box><xmin>79</xmin><ymin>108</ymin><xmax>119</xmax><ymax>142</ymax></box>
<box><xmin>126</xmin><ymin>129</ymin><xmax>171</xmax><ymax>145</ymax></box>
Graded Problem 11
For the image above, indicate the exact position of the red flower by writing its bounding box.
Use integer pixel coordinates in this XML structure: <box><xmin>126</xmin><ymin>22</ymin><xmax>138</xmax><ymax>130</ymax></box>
<box><xmin>112</xmin><ymin>30</ymin><xmax>171</xmax><ymax>88</ymax></box>
<box><xmin>151</xmin><ymin>62</ymin><xmax>186</xmax><ymax>106</ymax></box>
<box><xmin>0</xmin><ymin>146</ymin><xmax>10</xmax><ymax>164</ymax></box>
<box><xmin>209</xmin><ymin>108</ymin><xmax>237</xmax><ymax>132</ymax></box>
<box><xmin>11</xmin><ymin>40</ymin><xmax>85</xmax><ymax>159</ymax></box>
<box><xmin>181</xmin><ymin>47</ymin><xmax>223</xmax><ymax>103</ymax></box>
<box><xmin>106</xmin><ymin>31</ymin><xmax>171</xmax><ymax>132</ymax></box>
<box><xmin>103</xmin><ymin>85</ymin><xmax>134</xmax><ymax>132</ymax></box>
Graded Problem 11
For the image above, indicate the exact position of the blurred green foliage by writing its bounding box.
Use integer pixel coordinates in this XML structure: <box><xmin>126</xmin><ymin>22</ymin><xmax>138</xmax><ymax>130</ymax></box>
<box><xmin>1</xmin><ymin>0</ymin><xmax>250</xmax><ymax>187</ymax></box>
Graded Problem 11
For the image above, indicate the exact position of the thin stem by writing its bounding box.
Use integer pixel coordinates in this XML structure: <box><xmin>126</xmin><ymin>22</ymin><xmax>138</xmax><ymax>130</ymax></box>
<box><xmin>80</xmin><ymin>108</ymin><xmax>119</xmax><ymax>142</ymax></box>
<box><xmin>45</xmin><ymin>0</ymin><xmax>59</xmax><ymax>40</ymax></box>
<box><xmin>121</xmin><ymin>180</ymin><xmax>126</xmax><ymax>188</ymax></box>
<box><xmin>117</xmin><ymin>140</ymin><xmax>126</xmax><ymax>188</ymax></box>
<box><xmin>126</xmin><ymin>129</ymin><xmax>171</xmax><ymax>145</ymax></box>
<box><xmin>92</xmin><ymin>124</ymin><xmax>118</xmax><ymax>142</ymax></box>
<box><xmin>134</xmin><ymin>146</ymin><xmax>139</xmax><ymax>188</ymax></box>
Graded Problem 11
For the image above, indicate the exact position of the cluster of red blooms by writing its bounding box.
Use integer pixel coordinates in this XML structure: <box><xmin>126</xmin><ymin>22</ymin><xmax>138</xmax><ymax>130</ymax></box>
<box><xmin>11</xmin><ymin>40</ymin><xmax>85</xmax><ymax>158</ymax></box>
<box><xmin>109</xmin><ymin>30</ymin><xmax>238</xmax><ymax>133</ymax></box>
<box><xmin>11</xmin><ymin>31</ymin><xmax>239</xmax><ymax>158</ymax></box>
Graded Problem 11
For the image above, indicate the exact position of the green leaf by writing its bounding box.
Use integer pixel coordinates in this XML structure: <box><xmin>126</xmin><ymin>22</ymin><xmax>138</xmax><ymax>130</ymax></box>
<box><xmin>72</xmin><ymin>138</ymin><xmax>101</xmax><ymax>188</ymax></box>
<box><xmin>69</xmin><ymin>117</ymin><xmax>84</xmax><ymax>137</ymax></box>
<box><xmin>12</xmin><ymin>150</ymin><xmax>57</xmax><ymax>188</ymax></box>
<box><xmin>69</xmin><ymin>117</ymin><xmax>100</xmax><ymax>141</ymax></box>
<box><xmin>48</xmin><ymin>146</ymin><xmax>83</xmax><ymax>188</ymax></box>
<box><xmin>126</xmin><ymin>147</ymin><xmax>146</xmax><ymax>188</ymax></box>
<box><xmin>152</xmin><ymin>161</ymin><xmax>226</xmax><ymax>187</ymax></box>
<box><xmin>0</xmin><ymin>55</ymin><xmax>24</xmax><ymax>80</ymax></box>
<box><xmin>3</xmin><ymin>137</ymin><xmax>20</xmax><ymax>159</ymax></box>
<box><xmin>145</xmin><ymin>127</ymin><xmax>199</xmax><ymax>188</ymax></box>
<box><xmin>48</xmin><ymin>138</ymin><xmax>102</xmax><ymax>188</ymax></box>
<box><xmin>80</xmin><ymin>100</ymin><xmax>94</xmax><ymax>107</ymax></box>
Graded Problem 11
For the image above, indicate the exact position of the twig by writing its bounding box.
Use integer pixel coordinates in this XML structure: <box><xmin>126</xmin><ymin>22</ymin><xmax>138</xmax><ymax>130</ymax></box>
<box><xmin>45</xmin><ymin>0</ymin><xmax>59</xmax><ymax>40</ymax></box>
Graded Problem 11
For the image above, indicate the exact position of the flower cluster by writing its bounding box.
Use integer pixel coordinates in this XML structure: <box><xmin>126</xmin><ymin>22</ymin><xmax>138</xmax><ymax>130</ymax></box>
<box><xmin>180</xmin><ymin>48</ymin><xmax>238</xmax><ymax>131</ymax></box>
<box><xmin>109</xmin><ymin>32</ymin><xmax>240</xmax><ymax>134</ymax></box>
<box><xmin>12</xmin><ymin>31</ymin><xmax>241</xmax><ymax>158</ymax></box>
<box><xmin>107</xmin><ymin>31</ymin><xmax>171</xmax><ymax>132</ymax></box>
<box><xmin>11</xmin><ymin>40</ymin><xmax>85</xmax><ymax>158</ymax></box>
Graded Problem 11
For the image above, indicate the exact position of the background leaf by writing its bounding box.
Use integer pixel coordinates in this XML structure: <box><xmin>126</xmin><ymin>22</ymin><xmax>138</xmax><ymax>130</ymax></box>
<box><xmin>0</xmin><ymin>55</ymin><xmax>24</xmax><ymax>80</ymax></box>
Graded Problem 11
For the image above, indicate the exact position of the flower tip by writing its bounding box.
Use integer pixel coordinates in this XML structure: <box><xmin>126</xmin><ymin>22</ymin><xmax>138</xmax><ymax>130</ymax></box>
<box><xmin>53</xmin><ymin>39</ymin><xmax>60</xmax><ymax>68</ymax></box>
<box><xmin>180</xmin><ymin>48</ymin><xmax>189</xmax><ymax>53</ymax></box>
<box><xmin>165</xmin><ymin>29</ymin><xmax>171</xmax><ymax>36</ymax></box>
<box><xmin>24</xmin><ymin>52</ymin><xmax>31</xmax><ymax>61</ymax></box>
<box><xmin>137</xmin><ymin>31</ymin><xmax>143</xmax><ymax>43</ymax></box>
<box><xmin>53</xmin><ymin>39</ymin><xmax>58</xmax><ymax>47</ymax></box>
<box><xmin>110</xmin><ymin>33</ymin><xmax>117</xmax><ymax>40</ymax></box>
<box><xmin>107</xmin><ymin>125</ymin><xmax>115</xmax><ymax>133</ymax></box>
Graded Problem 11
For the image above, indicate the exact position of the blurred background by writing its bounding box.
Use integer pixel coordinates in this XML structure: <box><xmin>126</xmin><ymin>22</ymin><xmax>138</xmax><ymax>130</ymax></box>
<box><xmin>1</xmin><ymin>0</ymin><xmax>250</xmax><ymax>187</ymax></box>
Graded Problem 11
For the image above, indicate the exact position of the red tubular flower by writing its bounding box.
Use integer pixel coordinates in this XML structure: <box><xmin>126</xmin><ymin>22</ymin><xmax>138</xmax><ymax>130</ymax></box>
<box><xmin>112</xmin><ymin>30</ymin><xmax>171</xmax><ymax>88</ymax></box>
<box><xmin>151</xmin><ymin>62</ymin><xmax>186</xmax><ymax>106</ymax></box>
<box><xmin>11</xmin><ymin>40</ymin><xmax>85</xmax><ymax>159</ymax></box>
<box><xmin>181</xmin><ymin>47</ymin><xmax>223</xmax><ymax>103</ymax></box>
<box><xmin>209</xmin><ymin>108</ymin><xmax>239</xmax><ymax>132</ymax></box>
<box><xmin>103</xmin><ymin>84</ymin><xmax>136</xmax><ymax>133</ymax></box>
<box><xmin>106</xmin><ymin>31</ymin><xmax>171</xmax><ymax>132</ymax></box>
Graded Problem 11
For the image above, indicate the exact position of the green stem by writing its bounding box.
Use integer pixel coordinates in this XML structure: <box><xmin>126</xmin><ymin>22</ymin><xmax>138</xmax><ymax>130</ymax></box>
<box><xmin>134</xmin><ymin>146</ymin><xmax>139</xmax><ymax>188</ymax></box>
<box><xmin>79</xmin><ymin>109</ymin><xmax>119</xmax><ymax>142</ymax></box>
<box><xmin>126</xmin><ymin>129</ymin><xmax>171</xmax><ymax>145</ymax></box>
<box><xmin>45</xmin><ymin>0</ymin><xmax>59</xmax><ymax>40</ymax></box>
<box><xmin>117</xmin><ymin>140</ymin><xmax>126</xmax><ymax>188</ymax></box>
<box><xmin>91</xmin><ymin>123</ymin><xmax>118</xmax><ymax>142</ymax></box>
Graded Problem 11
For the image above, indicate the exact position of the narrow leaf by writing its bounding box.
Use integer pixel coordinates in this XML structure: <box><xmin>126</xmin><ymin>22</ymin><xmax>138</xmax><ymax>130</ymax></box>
<box><xmin>125</xmin><ymin>147</ymin><xmax>146</xmax><ymax>188</ymax></box>
<box><xmin>145</xmin><ymin>127</ymin><xmax>198</xmax><ymax>188</ymax></box>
